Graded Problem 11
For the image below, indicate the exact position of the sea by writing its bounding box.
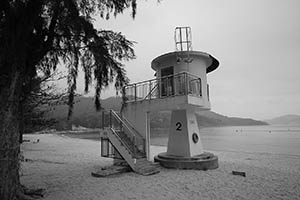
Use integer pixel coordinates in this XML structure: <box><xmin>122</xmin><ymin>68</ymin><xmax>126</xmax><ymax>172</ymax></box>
<box><xmin>151</xmin><ymin>125</ymin><xmax>300</xmax><ymax>156</ymax></box>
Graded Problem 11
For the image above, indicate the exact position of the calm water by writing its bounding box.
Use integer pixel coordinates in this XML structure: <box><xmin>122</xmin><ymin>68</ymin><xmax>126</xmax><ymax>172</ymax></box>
<box><xmin>151</xmin><ymin>125</ymin><xmax>300</xmax><ymax>156</ymax></box>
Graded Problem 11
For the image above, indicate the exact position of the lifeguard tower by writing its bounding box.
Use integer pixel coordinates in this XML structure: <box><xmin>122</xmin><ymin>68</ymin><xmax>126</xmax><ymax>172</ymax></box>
<box><xmin>100</xmin><ymin>27</ymin><xmax>219</xmax><ymax>175</ymax></box>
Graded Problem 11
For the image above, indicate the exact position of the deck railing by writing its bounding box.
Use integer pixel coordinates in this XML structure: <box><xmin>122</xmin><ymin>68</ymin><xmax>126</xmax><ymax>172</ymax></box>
<box><xmin>123</xmin><ymin>72</ymin><xmax>202</xmax><ymax>103</ymax></box>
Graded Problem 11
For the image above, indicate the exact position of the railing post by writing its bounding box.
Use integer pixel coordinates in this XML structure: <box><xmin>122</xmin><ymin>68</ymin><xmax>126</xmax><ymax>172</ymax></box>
<box><xmin>207</xmin><ymin>84</ymin><xmax>210</xmax><ymax>101</ymax></box>
<box><xmin>199</xmin><ymin>78</ymin><xmax>202</xmax><ymax>97</ymax></box>
<box><xmin>134</xmin><ymin>84</ymin><xmax>137</xmax><ymax>102</ymax></box>
<box><xmin>149</xmin><ymin>80</ymin><xmax>152</xmax><ymax>100</ymax></box>
<box><xmin>122</xmin><ymin>86</ymin><xmax>126</xmax><ymax>103</ymax></box>
<box><xmin>146</xmin><ymin>111</ymin><xmax>150</xmax><ymax>160</ymax></box>
<box><xmin>102</xmin><ymin>110</ymin><xmax>105</xmax><ymax>128</ymax></box>
<box><xmin>175</xmin><ymin>74</ymin><xmax>178</xmax><ymax>95</ymax></box>
<box><xmin>133</xmin><ymin>135</ymin><xmax>136</xmax><ymax>158</ymax></box>
<box><xmin>159</xmin><ymin>78</ymin><xmax>161</xmax><ymax>98</ymax></box>
<box><xmin>109</xmin><ymin>110</ymin><xmax>112</xmax><ymax>128</ymax></box>
<box><xmin>119</xmin><ymin>113</ymin><xmax>122</xmax><ymax>131</ymax></box>
<box><xmin>185</xmin><ymin>72</ymin><xmax>188</xmax><ymax>95</ymax></box>
<box><xmin>144</xmin><ymin>140</ymin><xmax>146</xmax><ymax>155</ymax></box>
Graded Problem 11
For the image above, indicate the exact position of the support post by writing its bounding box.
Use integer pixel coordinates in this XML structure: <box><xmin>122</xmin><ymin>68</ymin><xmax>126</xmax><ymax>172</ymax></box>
<box><xmin>145</xmin><ymin>111</ymin><xmax>151</xmax><ymax>160</ymax></box>
<box><xmin>167</xmin><ymin>109</ymin><xmax>204</xmax><ymax>157</ymax></box>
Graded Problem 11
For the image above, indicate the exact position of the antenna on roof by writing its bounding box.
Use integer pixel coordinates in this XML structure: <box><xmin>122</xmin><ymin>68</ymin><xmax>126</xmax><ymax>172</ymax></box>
<box><xmin>174</xmin><ymin>26</ymin><xmax>193</xmax><ymax>63</ymax></box>
<box><xmin>175</xmin><ymin>26</ymin><xmax>192</xmax><ymax>51</ymax></box>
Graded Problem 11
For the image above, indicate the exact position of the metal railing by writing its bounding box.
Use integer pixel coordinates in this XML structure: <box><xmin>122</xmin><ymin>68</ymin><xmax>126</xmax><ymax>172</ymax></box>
<box><xmin>123</xmin><ymin>72</ymin><xmax>202</xmax><ymax>103</ymax></box>
<box><xmin>101</xmin><ymin>110</ymin><xmax>146</xmax><ymax>158</ymax></box>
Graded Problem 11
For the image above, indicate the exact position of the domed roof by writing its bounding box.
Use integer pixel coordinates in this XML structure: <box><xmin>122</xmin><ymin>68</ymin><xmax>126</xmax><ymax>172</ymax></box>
<box><xmin>151</xmin><ymin>51</ymin><xmax>219</xmax><ymax>73</ymax></box>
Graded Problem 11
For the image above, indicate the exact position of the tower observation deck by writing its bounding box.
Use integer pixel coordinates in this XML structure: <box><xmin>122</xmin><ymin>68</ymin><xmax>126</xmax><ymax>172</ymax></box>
<box><xmin>123</xmin><ymin>27</ymin><xmax>219</xmax><ymax>112</ymax></box>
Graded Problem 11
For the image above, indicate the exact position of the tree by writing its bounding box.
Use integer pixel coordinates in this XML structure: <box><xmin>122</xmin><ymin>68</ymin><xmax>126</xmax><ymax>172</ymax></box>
<box><xmin>0</xmin><ymin>1</ymin><xmax>137</xmax><ymax>199</ymax></box>
<box><xmin>20</xmin><ymin>71</ymin><xmax>66</xmax><ymax>139</ymax></box>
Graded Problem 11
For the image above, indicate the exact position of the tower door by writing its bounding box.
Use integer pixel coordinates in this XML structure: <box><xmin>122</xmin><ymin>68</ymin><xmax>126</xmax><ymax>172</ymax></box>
<box><xmin>161</xmin><ymin>66</ymin><xmax>174</xmax><ymax>97</ymax></box>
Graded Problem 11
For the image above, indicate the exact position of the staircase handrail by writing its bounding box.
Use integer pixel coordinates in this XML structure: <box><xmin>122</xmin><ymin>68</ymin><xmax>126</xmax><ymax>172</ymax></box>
<box><xmin>111</xmin><ymin>110</ymin><xmax>146</xmax><ymax>155</ymax></box>
<box><xmin>110</xmin><ymin>110</ymin><xmax>136</xmax><ymax>139</ymax></box>
<box><xmin>117</xmin><ymin>112</ymin><xmax>145</xmax><ymax>140</ymax></box>
<box><xmin>109</xmin><ymin>128</ymin><xmax>137</xmax><ymax>157</ymax></box>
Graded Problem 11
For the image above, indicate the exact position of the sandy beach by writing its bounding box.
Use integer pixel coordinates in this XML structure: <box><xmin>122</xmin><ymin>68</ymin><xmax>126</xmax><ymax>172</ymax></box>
<box><xmin>21</xmin><ymin>133</ymin><xmax>300</xmax><ymax>200</ymax></box>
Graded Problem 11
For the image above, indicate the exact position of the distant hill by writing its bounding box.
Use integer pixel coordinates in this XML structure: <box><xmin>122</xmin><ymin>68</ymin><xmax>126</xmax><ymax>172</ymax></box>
<box><xmin>50</xmin><ymin>96</ymin><xmax>122</xmax><ymax>119</ymax></box>
<box><xmin>266</xmin><ymin>114</ymin><xmax>300</xmax><ymax>125</ymax></box>
<box><xmin>48</xmin><ymin>96</ymin><xmax>267</xmax><ymax>130</ymax></box>
<box><xmin>151</xmin><ymin>110</ymin><xmax>267</xmax><ymax>128</ymax></box>
<box><xmin>48</xmin><ymin>96</ymin><xmax>122</xmax><ymax>130</ymax></box>
<box><xmin>196</xmin><ymin>111</ymin><xmax>268</xmax><ymax>127</ymax></box>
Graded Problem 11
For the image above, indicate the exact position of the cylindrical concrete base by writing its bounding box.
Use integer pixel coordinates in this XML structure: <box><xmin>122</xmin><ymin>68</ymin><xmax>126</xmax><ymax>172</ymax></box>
<box><xmin>154</xmin><ymin>152</ymin><xmax>218</xmax><ymax>170</ymax></box>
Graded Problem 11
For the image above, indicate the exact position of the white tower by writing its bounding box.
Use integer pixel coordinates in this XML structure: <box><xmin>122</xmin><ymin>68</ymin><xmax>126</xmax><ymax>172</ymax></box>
<box><xmin>122</xmin><ymin>27</ymin><xmax>219</xmax><ymax>169</ymax></box>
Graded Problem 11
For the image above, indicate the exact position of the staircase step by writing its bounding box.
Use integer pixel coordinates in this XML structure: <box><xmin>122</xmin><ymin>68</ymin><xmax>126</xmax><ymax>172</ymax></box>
<box><xmin>135</xmin><ymin>167</ymin><xmax>160</xmax><ymax>176</ymax></box>
<box><xmin>134</xmin><ymin>159</ymin><xmax>160</xmax><ymax>176</ymax></box>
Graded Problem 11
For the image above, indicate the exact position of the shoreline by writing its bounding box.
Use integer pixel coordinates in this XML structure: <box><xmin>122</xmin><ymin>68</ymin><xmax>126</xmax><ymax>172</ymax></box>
<box><xmin>21</xmin><ymin>133</ymin><xmax>300</xmax><ymax>200</ymax></box>
<box><xmin>57</xmin><ymin>130</ymin><xmax>300</xmax><ymax>157</ymax></box>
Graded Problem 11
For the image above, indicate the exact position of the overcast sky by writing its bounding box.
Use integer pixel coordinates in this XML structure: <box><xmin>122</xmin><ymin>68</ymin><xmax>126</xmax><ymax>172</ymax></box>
<box><xmin>76</xmin><ymin>0</ymin><xmax>300</xmax><ymax>120</ymax></box>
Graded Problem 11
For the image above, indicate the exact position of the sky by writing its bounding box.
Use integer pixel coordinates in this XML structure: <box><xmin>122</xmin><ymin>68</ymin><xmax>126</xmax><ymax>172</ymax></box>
<box><xmin>75</xmin><ymin>0</ymin><xmax>300</xmax><ymax>120</ymax></box>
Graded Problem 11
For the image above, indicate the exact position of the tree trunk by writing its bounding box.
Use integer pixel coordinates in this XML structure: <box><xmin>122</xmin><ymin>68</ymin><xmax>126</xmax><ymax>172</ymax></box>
<box><xmin>19</xmin><ymin>105</ymin><xmax>24</xmax><ymax>144</ymax></box>
<box><xmin>0</xmin><ymin>70</ymin><xmax>22</xmax><ymax>200</ymax></box>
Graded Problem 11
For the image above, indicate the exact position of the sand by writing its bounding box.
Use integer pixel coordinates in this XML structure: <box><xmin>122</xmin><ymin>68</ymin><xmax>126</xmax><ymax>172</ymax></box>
<box><xmin>21</xmin><ymin>134</ymin><xmax>300</xmax><ymax>200</ymax></box>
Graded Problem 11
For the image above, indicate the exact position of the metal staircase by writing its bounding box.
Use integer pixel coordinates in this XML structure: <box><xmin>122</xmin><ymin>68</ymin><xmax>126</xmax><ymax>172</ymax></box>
<box><xmin>100</xmin><ymin>110</ymin><xmax>159</xmax><ymax>176</ymax></box>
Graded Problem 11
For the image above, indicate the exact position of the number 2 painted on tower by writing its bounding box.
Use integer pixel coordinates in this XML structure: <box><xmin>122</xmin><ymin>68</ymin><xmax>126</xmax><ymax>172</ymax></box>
<box><xmin>176</xmin><ymin>122</ymin><xmax>182</xmax><ymax>131</ymax></box>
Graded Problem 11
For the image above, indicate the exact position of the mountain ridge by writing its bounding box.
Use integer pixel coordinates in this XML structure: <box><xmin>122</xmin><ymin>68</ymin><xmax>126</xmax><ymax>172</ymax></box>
<box><xmin>49</xmin><ymin>96</ymin><xmax>268</xmax><ymax>130</ymax></box>
<box><xmin>266</xmin><ymin>114</ymin><xmax>300</xmax><ymax>125</ymax></box>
